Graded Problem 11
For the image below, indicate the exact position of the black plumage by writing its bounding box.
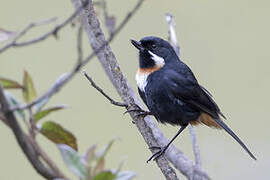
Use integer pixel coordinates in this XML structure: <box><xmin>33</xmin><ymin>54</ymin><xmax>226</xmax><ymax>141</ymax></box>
<box><xmin>131</xmin><ymin>36</ymin><xmax>256</xmax><ymax>162</ymax></box>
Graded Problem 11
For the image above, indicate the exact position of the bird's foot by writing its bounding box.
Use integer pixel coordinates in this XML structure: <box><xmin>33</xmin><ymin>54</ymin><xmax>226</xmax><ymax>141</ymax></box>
<box><xmin>147</xmin><ymin>146</ymin><xmax>167</xmax><ymax>163</ymax></box>
<box><xmin>124</xmin><ymin>104</ymin><xmax>153</xmax><ymax>120</ymax></box>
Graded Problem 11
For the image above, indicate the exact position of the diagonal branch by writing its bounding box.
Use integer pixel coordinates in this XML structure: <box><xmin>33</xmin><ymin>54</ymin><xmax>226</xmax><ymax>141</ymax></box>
<box><xmin>74</xmin><ymin>0</ymin><xmax>180</xmax><ymax>179</ymax></box>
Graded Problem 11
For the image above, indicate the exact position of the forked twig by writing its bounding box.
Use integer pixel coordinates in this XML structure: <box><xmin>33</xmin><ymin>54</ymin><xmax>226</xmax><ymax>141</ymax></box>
<box><xmin>0</xmin><ymin>0</ymin><xmax>90</xmax><ymax>53</ymax></box>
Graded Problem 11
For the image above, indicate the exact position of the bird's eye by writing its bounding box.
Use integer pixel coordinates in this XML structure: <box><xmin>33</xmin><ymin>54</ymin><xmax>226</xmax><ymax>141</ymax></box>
<box><xmin>152</xmin><ymin>44</ymin><xmax>157</xmax><ymax>49</ymax></box>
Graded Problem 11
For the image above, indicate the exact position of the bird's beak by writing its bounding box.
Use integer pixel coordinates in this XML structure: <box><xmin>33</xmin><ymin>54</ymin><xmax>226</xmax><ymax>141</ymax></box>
<box><xmin>131</xmin><ymin>39</ymin><xmax>144</xmax><ymax>51</ymax></box>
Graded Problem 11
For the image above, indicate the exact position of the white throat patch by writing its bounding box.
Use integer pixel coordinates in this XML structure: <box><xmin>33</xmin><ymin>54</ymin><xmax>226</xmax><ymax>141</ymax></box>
<box><xmin>148</xmin><ymin>51</ymin><xmax>165</xmax><ymax>67</ymax></box>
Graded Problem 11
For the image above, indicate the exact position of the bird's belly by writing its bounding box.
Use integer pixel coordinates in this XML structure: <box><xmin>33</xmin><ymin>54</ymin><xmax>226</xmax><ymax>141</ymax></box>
<box><xmin>145</xmin><ymin>88</ymin><xmax>199</xmax><ymax>126</ymax></box>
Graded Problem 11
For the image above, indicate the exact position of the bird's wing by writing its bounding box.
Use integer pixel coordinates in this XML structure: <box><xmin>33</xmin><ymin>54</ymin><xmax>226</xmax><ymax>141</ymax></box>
<box><xmin>167</xmin><ymin>69</ymin><xmax>256</xmax><ymax>160</ymax></box>
<box><xmin>167</xmin><ymin>69</ymin><xmax>224</xmax><ymax>119</ymax></box>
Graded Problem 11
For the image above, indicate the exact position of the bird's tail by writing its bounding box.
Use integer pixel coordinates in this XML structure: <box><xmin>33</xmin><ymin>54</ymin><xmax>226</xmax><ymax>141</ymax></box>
<box><xmin>214</xmin><ymin>118</ymin><xmax>257</xmax><ymax>160</ymax></box>
<box><xmin>193</xmin><ymin>113</ymin><xmax>222</xmax><ymax>129</ymax></box>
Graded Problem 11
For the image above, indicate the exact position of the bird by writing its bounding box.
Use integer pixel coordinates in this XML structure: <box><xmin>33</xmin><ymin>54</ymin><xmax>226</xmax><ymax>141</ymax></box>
<box><xmin>130</xmin><ymin>36</ymin><xmax>256</xmax><ymax>162</ymax></box>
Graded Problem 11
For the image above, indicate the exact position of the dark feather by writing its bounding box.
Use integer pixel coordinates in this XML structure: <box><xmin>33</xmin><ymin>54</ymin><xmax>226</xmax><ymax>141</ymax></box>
<box><xmin>138</xmin><ymin>88</ymin><xmax>147</xmax><ymax>106</ymax></box>
<box><xmin>214</xmin><ymin>118</ymin><xmax>256</xmax><ymax>160</ymax></box>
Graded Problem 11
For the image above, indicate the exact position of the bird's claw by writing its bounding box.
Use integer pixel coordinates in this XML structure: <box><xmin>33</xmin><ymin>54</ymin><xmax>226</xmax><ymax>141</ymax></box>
<box><xmin>123</xmin><ymin>104</ymin><xmax>144</xmax><ymax>114</ymax></box>
<box><xmin>147</xmin><ymin>146</ymin><xmax>167</xmax><ymax>163</ymax></box>
<box><xmin>124</xmin><ymin>104</ymin><xmax>152</xmax><ymax>119</ymax></box>
<box><xmin>149</xmin><ymin>146</ymin><xmax>161</xmax><ymax>150</ymax></box>
<box><xmin>134</xmin><ymin>111</ymin><xmax>152</xmax><ymax>119</ymax></box>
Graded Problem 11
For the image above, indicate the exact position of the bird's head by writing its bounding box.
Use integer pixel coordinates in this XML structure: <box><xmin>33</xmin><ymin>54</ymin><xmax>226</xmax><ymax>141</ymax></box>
<box><xmin>131</xmin><ymin>36</ymin><xmax>177</xmax><ymax>69</ymax></box>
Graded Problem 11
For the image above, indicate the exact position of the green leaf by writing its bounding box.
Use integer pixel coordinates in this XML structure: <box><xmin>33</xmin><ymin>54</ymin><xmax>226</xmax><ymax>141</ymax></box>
<box><xmin>22</xmin><ymin>70</ymin><xmax>37</xmax><ymax>102</ymax></box>
<box><xmin>34</xmin><ymin>105</ymin><xmax>67</xmax><ymax>122</ymax></box>
<box><xmin>115</xmin><ymin>171</ymin><xmax>136</xmax><ymax>180</ymax></box>
<box><xmin>93</xmin><ymin>171</ymin><xmax>116</xmax><ymax>180</ymax></box>
<box><xmin>57</xmin><ymin>144</ymin><xmax>87</xmax><ymax>179</ymax></box>
<box><xmin>0</xmin><ymin>77</ymin><xmax>24</xmax><ymax>89</ymax></box>
<box><xmin>4</xmin><ymin>91</ymin><xmax>25</xmax><ymax>120</ymax></box>
<box><xmin>40</xmin><ymin>121</ymin><xmax>78</xmax><ymax>150</ymax></box>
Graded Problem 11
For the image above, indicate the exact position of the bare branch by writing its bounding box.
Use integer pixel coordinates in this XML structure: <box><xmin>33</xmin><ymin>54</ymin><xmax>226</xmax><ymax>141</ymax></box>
<box><xmin>83</xmin><ymin>71</ymin><xmax>128</xmax><ymax>107</ymax></box>
<box><xmin>189</xmin><ymin>126</ymin><xmax>202</xmax><ymax>166</ymax></box>
<box><xmin>10</xmin><ymin>73</ymin><xmax>74</xmax><ymax>112</ymax></box>
<box><xmin>165</xmin><ymin>13</ymin><xmax>180</xmax><ymax>57</ymax></box>
<box><xmin>77</xmin><ymin>24</ymin><xmax>84</xmax><ymax>63</ymax></box>
<box><xmin>0</xmin><ymin>0</ymin><xmax>90</xmax><ymax>54</ymax></box>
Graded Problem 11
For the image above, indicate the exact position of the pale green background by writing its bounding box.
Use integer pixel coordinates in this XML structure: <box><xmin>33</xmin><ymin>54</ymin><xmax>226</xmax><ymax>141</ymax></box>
<box><xmin>0</xmin><ymin>0</ymin><xmax>269</xmax><ymax>179</ymax></box>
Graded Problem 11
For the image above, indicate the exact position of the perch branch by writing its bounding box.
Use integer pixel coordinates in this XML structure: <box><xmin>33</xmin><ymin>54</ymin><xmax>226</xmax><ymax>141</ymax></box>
<box><xmin>74</xmin><ymin>0</ymin><xmax>180</xmax><ymax>179</ymax></box>
<box><xmin>76</xmin><ymin>0</ymin><xmax>210</xmax><ymax>179</ymax></box>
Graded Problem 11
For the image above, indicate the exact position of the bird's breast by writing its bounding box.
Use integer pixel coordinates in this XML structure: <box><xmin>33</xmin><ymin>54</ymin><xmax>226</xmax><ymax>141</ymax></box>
<box><xmin>136</xmin><ymin>66</ymin><xmax>162</xmax><ymax>92</ymax></box>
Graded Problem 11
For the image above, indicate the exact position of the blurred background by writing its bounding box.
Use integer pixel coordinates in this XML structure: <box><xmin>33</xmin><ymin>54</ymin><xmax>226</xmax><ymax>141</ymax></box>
<box><xmin>0</xmin><ymin>0</ymin><xmax>269</xmax><ymax>179</ymax></box>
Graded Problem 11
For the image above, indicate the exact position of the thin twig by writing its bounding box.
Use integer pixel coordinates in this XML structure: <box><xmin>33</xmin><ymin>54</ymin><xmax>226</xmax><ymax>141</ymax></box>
<box><xmin>83</xmin><ymin>71</ymin><xmax>128</xmax><ymax>107</ymax></box>
<box><xmin>77</xmin><ymin>24</ymin><xmax>84</xmax><ymax>63</ymax></box>
<box><xmin>0</xmin><ymin>0</ymin><xmax>90</xmax><ymax>54</ymax></box>
<box><xmin>98</xmin><ymin>0</ymin><xmax>116</xmax><ymax>35</ymax></box>
<box><xmin>165</xmin><ymin>13</ymin><xmax>180</xmax><ymax>57</ymax></box>
<box><xmin>10</xmin><ymin>73</ymin><xmax>73</xmax><ymax>112</ymax></box>
<box><xmin>9</xmin><ymin>0</ymin><xmax>144</xmax><ymax>113</ymax></box>
<box><xmin>189</xmin><ymin>125</ymin><xmax>202</xmax><ymax>166</ymax></box>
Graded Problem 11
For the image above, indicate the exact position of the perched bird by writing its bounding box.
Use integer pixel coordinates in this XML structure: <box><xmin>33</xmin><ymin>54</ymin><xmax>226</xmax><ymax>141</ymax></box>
<box><xmin>130</xmin><ymin>36</ymin><xmax>256</xmax><ymax>162</ymax></box>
